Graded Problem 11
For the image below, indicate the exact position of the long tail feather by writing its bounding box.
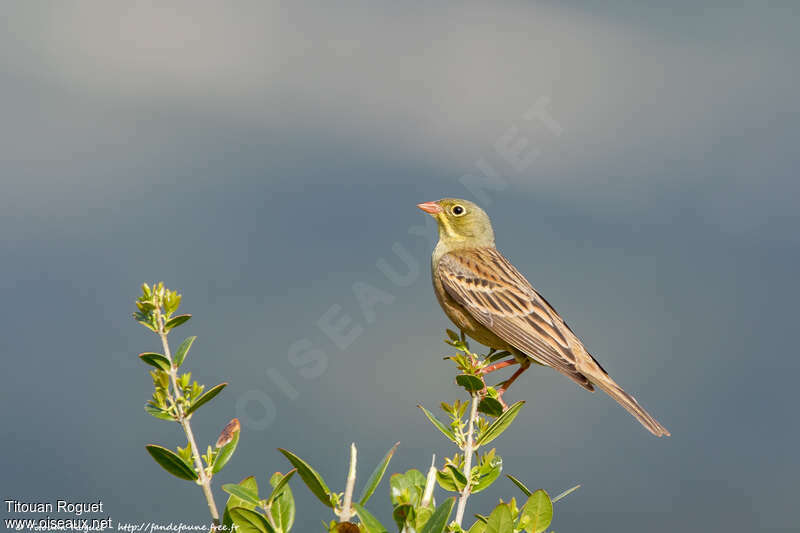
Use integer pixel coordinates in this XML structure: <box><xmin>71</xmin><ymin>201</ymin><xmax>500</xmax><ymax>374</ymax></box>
<box><xmin>591</xmin><ymin>374</ymin><xmax>670</xmax><ymax>437</ymax></box>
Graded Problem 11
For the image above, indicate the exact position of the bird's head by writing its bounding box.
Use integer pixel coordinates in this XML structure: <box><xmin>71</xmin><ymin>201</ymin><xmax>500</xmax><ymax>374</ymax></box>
<box><xmin>417</xmin><ymin>198</ymin><xmax>495</xmax><ymax>248</ymax></box>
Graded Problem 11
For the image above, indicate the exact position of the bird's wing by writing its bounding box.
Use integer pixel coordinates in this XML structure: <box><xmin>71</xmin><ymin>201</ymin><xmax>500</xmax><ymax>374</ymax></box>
<box><xmin>437</xmin><ymin>247</ymin><xmax>593</xmax><ymax>389</ymax></box>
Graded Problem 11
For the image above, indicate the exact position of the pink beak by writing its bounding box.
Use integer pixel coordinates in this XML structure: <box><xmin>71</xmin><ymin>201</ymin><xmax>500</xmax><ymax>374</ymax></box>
<box><xmin>417</xmin><ymin>201</ymin><xmax>443</xmax><ymax>215</ymax></box>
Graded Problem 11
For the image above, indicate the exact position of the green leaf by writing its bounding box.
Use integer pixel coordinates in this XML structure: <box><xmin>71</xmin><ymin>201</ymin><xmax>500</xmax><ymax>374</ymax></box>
<box><xmin>212</xmin><ymin>425</ymin><xmax>239</xmax><ymax>474</ymax></box>
<box><xmin>185</xmin><ymin>382</ymin><xmax>228</xmax><ymax>416</ymax></box>
<box><xmin>418</xmin><ymin>405</ymin><xmax>457</xmax><ymax>443</ymax></box>
<box><xmin>518</xmin><ymin>490</ymin><xmax>553</xmax><ymax>533</ymax></box>
<box><xmin>477</xmin><ymin>397</ymin><xmax>504</xmax><ymax>417</ymax></box>
<box><xmin>144</xmin><ymin>404</ymin><xmax>174</xmax><ymax>421</ymax></box>
<box><xmin>173</xmin><ymin>336</ymin><xmax>196</xmax><ymax>367</ymax></box>
<box><xmin>229</xmin><ymin>507</ymin><xmax>275</xmax><ymax>533</ymax></box>
<box><xmin>404</xmin><ymin>468</ymin><xmax>427</xmax><ymax>488</ymax></box>
<box><xmin>485</xmin><ymin>503</ymin><xmax>514</xmax><ymax>533</ymax></box>
<box><xmin>352</xmin><ymin>503</ymin><xmax>388</xmax><ymax>533</ymax></box>
<box><xmin>436</xmin><ymin>464</ymin><xmax>467</xmax><ymax>492</ymax></box>
<box><xmin>222</xmin><ymin>484</ymin><xmax>261</xmax><ymax>506</ymax></box>
<box><xmin>472</xmin><ymin>457</ymin><xmax>502</xmax><ymax>493</ymax></box>
<box><xmin>506</xmin><ymin>474</ymin><xmax>532</xmax><ymax>498</ymax></box>
<box><xmin>278</xmin><ymin>448</ymin><xmax>333</xmax><ymax>507</ymax></box>
<box><xmin>389</xmin><ymin>470</ymin><xmax>426</xmax><ymax>507</ymax></box>
<box><xmin>476</xmin><ymin>401</ymin><xmax>525</xmax><ymax>447</ymax></box>
<box><xmin>223</xmin><ymin>477</ymin><xmax>259</xmax><ymax>531</ymax></box>
<box><xmin>135</xmin><ymin>315</ymin><xmax>158</xmax><ymax>332</ymax></box>
<box><xmin>138</xmin><ymin>352</ymin><xmax>170</xmax><ymax>371</ymax></box>
<box><xmin>358</xmin><ymin>442</ymin><xmax>399</xmax><ymax>505</ymax></box>
<box><xmin>552</xmin><ymin>484</ymin><xmax>581</xmax><ymax>503</ymax></box>
<box><xmin>145</xmin><ymin>444</ymin><xmax>197</xmax><ymax>481</ymax></box>
<box><xmin>390</xmin><ymin>468</ymin><xmax>429</xmax><ymax>529</ymax></box>
<box><xmin>456</xmin><ymin>374</ymin><xmax>485</xmax><ymax>392</ymax></box>
<box><xmin>468</xmin><ymin>520</ymin><xmax>487</xmax><ymax>533</ymax></box>
<box><xmin>266</xmin><ymin>469</ymin><xmax>296</xmax><ymax>505</ymax></box>
<box><xmin>414</xmin><ymin>506</ymin><xmax>434</xmax><ymax>532</ymax></box>
<box><xmin>446</xmin><ymin>329</ymin><xmax>460</xmax><ymax>342</ymax></box>
<box><xmin>164</xmin><ymin>290</ymin><xmax>182</xmax><ymax>316</ymax></box>
<box><xmin>164</xmin><ymin>314</ymin><xmax>191</xmax><ymax>331</ymax></box>
<box><xmin>269</xmin><ymin>471</ymin><xmax>296</xmax><ymax>533</ymax></box>
<box><xmin>420</xmin><ymin>497</ymin><xmax>455</xmax><ymax>533</ymax></box>
<box><xmin>392</xmin><ymin>504</ymin><xmax>414</xmax><ymax>531</ymax></box>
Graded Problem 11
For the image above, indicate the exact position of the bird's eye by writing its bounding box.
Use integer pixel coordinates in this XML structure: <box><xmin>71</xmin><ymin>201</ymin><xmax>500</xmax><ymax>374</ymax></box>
<box><xmin>451</xmin><ymin>205</ymin><xmax>465</xmax><ymax>216</ymax></box>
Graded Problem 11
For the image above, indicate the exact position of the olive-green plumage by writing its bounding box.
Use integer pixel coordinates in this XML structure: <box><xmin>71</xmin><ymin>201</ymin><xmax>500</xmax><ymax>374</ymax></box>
<box><xmin>418</xmin><ymin>198</ymin><xmax>669</xmax><ymax>437</ymax></box>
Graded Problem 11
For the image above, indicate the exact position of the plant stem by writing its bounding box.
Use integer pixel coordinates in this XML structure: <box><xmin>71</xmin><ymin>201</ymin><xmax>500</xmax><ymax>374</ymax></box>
<box><xmin>454</xmin><ymin>393</ymin><xmax>479</xmax><ymax>528</ymax></box>
<box><xmin>339</xmin><ymin>443</ymin><xmax>358</xmax><ymax>523</ymax></box>
<box><xmin>155</xmin><ymin>309</ymin><xmax>220</xmax><ymax>529</ymax></box>
<box><xmin>263</xmin><ymin>506</ymin><xmax>277</xmax><ymax>530</ymax></box>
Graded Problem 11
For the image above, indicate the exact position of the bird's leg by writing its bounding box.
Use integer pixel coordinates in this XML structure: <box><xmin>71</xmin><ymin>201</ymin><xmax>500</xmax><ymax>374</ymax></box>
<box><xmin>480</xmin><ymin>358</ymin><xmax>519</xmax><ymax>375</ymax></box>
<box><xmin>496</xmin><ymin>359</ymin><xmax>532</xmax><ymax>399</ymax></box>
<box><xmin>478</xmin><ymin>358</ymin><xmax>526</xmax><ymax>410</ymax></box>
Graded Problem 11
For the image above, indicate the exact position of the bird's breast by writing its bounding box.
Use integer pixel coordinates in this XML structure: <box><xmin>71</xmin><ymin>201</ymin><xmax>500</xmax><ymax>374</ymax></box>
<box><xmin>430</xmin><ymin>254</ymin><xmax>514</xmax><ymax>351</ymax></box>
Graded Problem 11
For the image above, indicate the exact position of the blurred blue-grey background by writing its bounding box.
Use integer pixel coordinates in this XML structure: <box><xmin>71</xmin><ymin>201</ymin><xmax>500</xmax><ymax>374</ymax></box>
<box><xmin>1</xmin><ymin>2</ymin><xmax>798</xmax><ymax>532</ymax></box>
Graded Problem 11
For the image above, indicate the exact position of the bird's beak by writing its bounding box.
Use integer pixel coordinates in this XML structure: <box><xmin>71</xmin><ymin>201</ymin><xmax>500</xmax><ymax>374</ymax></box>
<box><xmin>417</xmin><ymin>201</ymin><xmax>443</xmax><ymax>215</ymax></box>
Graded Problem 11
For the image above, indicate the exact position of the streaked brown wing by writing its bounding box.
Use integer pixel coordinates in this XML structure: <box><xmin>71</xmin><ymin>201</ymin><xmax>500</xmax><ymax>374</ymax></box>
<box><xmin>437</xmin><ymin>247</ymin><xmax>592</xmax><ymax>389</ymax></box>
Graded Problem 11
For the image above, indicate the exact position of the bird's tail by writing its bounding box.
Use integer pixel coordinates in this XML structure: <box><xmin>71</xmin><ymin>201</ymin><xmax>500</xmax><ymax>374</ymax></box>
<box><xmin>590</xmin><ymin>373</ymin><xmax>670</xmax><ymax>437</ymax></box>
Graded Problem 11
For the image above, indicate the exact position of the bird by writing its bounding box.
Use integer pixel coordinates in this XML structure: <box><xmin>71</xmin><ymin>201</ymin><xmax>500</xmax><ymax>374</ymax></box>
<box><xmin>418</xmin><ymin>198</ymin><xmax>670</xmax><ymax>437</ymax></box>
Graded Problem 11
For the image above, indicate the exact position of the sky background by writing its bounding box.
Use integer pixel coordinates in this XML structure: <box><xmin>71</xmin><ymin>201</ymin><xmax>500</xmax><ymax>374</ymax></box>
<box><xmin>1</xmin><ymin>2</ymin><xmax>798</xmax><ymax>532</ymax></box>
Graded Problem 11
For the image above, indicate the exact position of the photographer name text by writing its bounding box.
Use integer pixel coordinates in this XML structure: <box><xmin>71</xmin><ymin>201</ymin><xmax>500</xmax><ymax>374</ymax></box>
<box><xmin>5</xmin><ymin>500</ymin><xmax>104</xmax><ymax>516</ymax></box>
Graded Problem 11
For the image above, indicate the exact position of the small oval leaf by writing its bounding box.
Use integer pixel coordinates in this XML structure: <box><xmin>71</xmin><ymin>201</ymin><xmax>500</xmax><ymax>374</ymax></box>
<box><xmin>164</xmin><ymin>314</ymin><xmax>191</xmax><ymax>331</ymax></box>
<box><xmin>222</xmin><ymin>484</ymin><xmax>261</xmax><ymax>506</ymax></box>
<box><xmin>212</xmin><ymin>423</ymin><xmax>240</xmax><ymax>474</ymax></box>
<box><xmin>135</xmin><ymin>318</ymin><xmax>158</xmax><ymax>332</ymax></box>
<box><xmin>267</xmin><ymin>469</ymin><xmax>297</xmax><ymax>505</ymax></box>
<box><xmin>222</xmin><ymin>476</ymin><xmax>259</xmax><ymax>531</ymax></box>
<box><xmin>472</xmin><ymin>461</ymin><xmax>502</xmax><ymax>494</ymax></box>
<box><xmin>476</xmin><ymin>401</ymin><xmax>525</xmax><ymax>447</ymax></box>
<box><xmin>185</xmin><ymin>382</ymin><xmax>228</xmax><ymax>416</ymax></box>
<box><xmin>229</xmin><ymin>507</ymin><xmax>275</xmax><ymax>533</ymax></box>
<box><xmin>518</xmin><ymin>490</ymin><xmax>553</xmax><ymax>533</ymax></box>
<box><xmin>173</xmin><ymin>336</ymin><xmax>197</xmax><ymax>367</ymax></box>
<box><xmin>144</xmin><ymin>404</ymin><xmax>175</xmax><ymax>421</ymax></box>
<box><xmin>485</xmin><ymin>503</ymin><xmax>514</xmax><ymax>533</ymax></box>
<box><xmin>486</xmin><ymin>503</ymin><xmax>514</xmax><ymax>533</ymax></box>
<box><xmin>390</xmin><ymin>470</ymin><xmax>426</xmax><ymax>507</ymax></box>
<box><xmin>278</xmin><ymin>448</ymin><xmax>333</xmax><ymax>507</ymax></box>
<box><xmin>456</xmin><ymin>374</ymin><xmax>485</xmax><ymax>392</ymax></box>
<box><xmin>436</xmin><ymin>464</ymin><xmax>467</xmax><ymax>493</ymax></box>
<box><xmin>269</xmin><ymin>471</ymin><xmax>296</xmax><ymax>532</ymax></box>
<box><xmin>139</xmin><ymin>352</ymin><xmax>170</xmax><ymax>371</ymax></box>
<box><xmin>477</xmin><ymin>397</ymin><xmax>504</xmax><ymax>417</ymax></box>
<box><xmin>145</xmin><ymin>444</ymin><xmax>197</xmax><ymax>481</ymax></box>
